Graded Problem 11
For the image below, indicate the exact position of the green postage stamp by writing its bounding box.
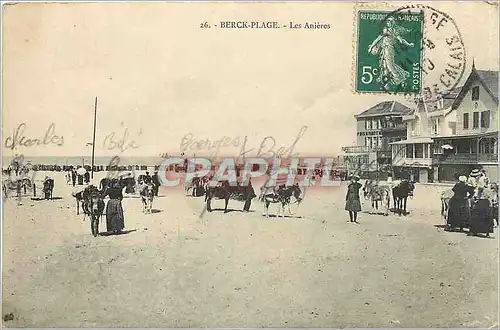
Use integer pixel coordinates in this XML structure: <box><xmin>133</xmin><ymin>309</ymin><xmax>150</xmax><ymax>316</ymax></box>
<box><xmin>355</xmin><ymin>10</ymin><xmax>424</xmax><ymax>94</ymax></box>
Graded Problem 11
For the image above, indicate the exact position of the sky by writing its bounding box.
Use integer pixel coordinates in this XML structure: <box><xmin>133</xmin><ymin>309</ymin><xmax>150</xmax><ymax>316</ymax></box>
<box><xmin>2</xmin><ymin>1</ymin><xmax>499</xmax><ymax>159</ymax></box>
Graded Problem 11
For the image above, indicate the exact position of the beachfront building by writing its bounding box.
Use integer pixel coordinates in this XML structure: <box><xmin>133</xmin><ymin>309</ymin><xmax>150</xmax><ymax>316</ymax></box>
<box><xmin>431</xmin><ymin>64</ymin><xmax>499</xmax><ymax>181</ymax></box>
<box><xmin>342</xmin><ymin>101</ymin><xmax>411</xmax><ymax>179</ymax></box>
<box><xmin>390</xmin><ymin>87</ymin><xmax>460</xmax><ymax>183</ymax></box>
<box><xmin>391</xmin><ymin>63</ymin><xmax>499</xmax><ymax>183</ymax></box>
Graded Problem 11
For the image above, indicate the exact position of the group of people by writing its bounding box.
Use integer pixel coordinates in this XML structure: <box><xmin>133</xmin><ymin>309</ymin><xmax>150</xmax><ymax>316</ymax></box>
<box><xmin>447</xmin><ymin>169</ymin><xmax>497</xmax><ymax>237</ymax></box>
<box><xmin>95</xmin><ymin>171</ymin><xmax>162</xmax><ymax>235</ymax></box>
<box><xmin>344</xmin><ymin>168</ymin><xmax>498</xmax><ymax>237</ymax></box>
<box><xmin>66</xmin><ymin>167</ymin><xmax>90</xmax><ymax>186</ymax></box>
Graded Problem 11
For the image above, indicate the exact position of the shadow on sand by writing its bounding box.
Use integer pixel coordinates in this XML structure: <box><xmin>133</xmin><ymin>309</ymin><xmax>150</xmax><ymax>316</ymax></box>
<box><xmin>31</xmin><ymin>197</ymin><xmax>64</xmax><ymax>201</ymax></box>
<box><xmin>99</xmin><ymin>229</ymin><xmax>138</xmax><ymax>236</ymax></box>
<box><xmin>209</xmin><ymin>208</ymin><xmax>251</xmax><ymax>213</ymax></box>
<box><xmin>433</xmin><ymin>224</ymin><xmax>494</xmax><ymax>239</ymax></box>
<box><xmin>263</xmin><ymin>214</ymin><xmax>304</xmax><ymax>219</ymax></box>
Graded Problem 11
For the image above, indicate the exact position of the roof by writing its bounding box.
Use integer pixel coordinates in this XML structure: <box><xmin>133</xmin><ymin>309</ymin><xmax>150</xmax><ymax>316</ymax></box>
<box><xmin>432</xmin><ymin>131</ymin><xmax>499</xmax><ymax>140</ymax></box>
<box><xmin>355</xmin><ymin>101</ymin><xmax>412</xmax><ymax>118</ymax></box>
<box><xmin>452</xmin><ymin>67</ymin><xmax>499</xmax><ymax>110</ymax></box>
<box><xmin>477</xmin><ymin>70</ymin><xmax>499</xmax><ymax>99</ymax></box>
<box><xmin>390</xmin><ymin>137</ymin><xmax>433</xmax><ymax>145</ymax></box>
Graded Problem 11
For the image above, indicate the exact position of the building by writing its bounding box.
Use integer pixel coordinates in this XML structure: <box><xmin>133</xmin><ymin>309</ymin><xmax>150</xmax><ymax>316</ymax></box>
<box><xmin>391</xmin><ymin>87</ymin><xmax>460</xmax><ymax>183</ymax></box>
<box><xmin>391</xmin><ymin>62</ymin><xmax>498</xmax><ymax>182</ymax></box>
<box><xmin>342</xmin><ymin>100</ymin><xmax>411</xmax><ymax>179</ymax></box>
<box><xmin>431</xmin><ymin>64</ymin><xmax>499</xmax><ymax>181</ymax></box>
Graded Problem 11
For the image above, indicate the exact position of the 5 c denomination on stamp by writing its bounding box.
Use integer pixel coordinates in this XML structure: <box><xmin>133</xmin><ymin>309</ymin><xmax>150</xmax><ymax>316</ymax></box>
<box><xmin>355</xmin><ymin>10</ymin><xmax>424</xmax><ymax>94</ymax></box>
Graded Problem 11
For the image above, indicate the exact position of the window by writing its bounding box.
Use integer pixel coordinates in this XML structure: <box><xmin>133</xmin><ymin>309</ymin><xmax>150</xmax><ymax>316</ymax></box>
<box><xmin>463</xmin><ymin>113</ymin><xmax>469</xmax><ymax>129</ymax></box>
<box><xmin>472</xmin><ymin>86</ymin><xmax>479</xmax><ymax>101</ymax></box>
<box><xmin>415</xmin><ymin>144</ymin><xmax>424</xmax><ymax>158</ymax></box>
<box><xmin>473</xmin><ymin>112</ymin><xmax>479</xmax><ymax>128</ymax></box>
<box><xmin>433</xmin><ymin>140</ymin><xmax>444</xmax><ymax>155</ymax></box>
<box><xmin>481</xmin><ymin>110</ymin><xmax>491</xmax><ymax>128</ymax></box>
<box><xmin>366</xmin><ymin>120</ymin><xmax>372</xmax><ymax>130</ymax></box>
<box><xmin>406</xmin><ymin>144</ymin><xmax>414</xmax><ymax>158</ymax></box>
<box><xmin>365</xmin><ymin>137</ymin><xmax>370</xmax><ymax>148</ymax></box>
<box><xmin>479</xmin><ymin>138</ymin><xmax>493</xmax><ymax>154</ymax></box>
<box><xmin>373</xmin><ymin>119</ymin><xmax>380</xmax><ymax>130</ymax></box>
<box><xmin>431</xmin><ymin>118</ymin><xmax>440</xmax><ymax>135</ymax></box>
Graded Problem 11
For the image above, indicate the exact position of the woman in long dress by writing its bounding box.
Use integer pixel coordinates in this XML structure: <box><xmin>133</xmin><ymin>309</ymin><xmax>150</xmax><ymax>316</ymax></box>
<box><xmin>447</xmin><ymin>175</ymin><xmax>474</xmax><ymax>231</ymax></box>
<box><xmin>469</xmin><ymin>189</ymin><xmax>494</xmax><ymax>237</ymax></box>
<box><xmin>345</xmin><ymin>174</ymin><xmax>362</xmax><ymax>223</ymax></box>
<box><xmin>105</xmin><ymin>179</ymin><xmax>125</xmax><ymax>234</ymax></box>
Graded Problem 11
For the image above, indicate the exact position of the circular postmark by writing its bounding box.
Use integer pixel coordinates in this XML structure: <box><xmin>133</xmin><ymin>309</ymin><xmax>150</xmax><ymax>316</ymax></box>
<box><xmin>382</xmin><ymin>4</ymin><xmax>466</xmax><ymax>103</ymax></box>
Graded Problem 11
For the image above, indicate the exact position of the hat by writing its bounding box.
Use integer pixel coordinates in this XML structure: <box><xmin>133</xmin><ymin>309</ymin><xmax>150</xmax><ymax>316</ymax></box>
<box><xmin>351</xmin><ymin>174</ymin><xmax>360</xmax><ymax>181</ymax></box>
<box><xmin>470</xmin><ymin>169</ymin><xmax>481</xmax><ymax>177</ymax></box>
<box><xmin>459</xmin><ymin>176</ymin><xmax>467</xmax><ymax>183</ymax></box>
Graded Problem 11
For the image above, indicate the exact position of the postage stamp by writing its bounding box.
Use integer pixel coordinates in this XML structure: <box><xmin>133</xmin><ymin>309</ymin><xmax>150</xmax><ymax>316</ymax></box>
<box><xmin>355</xmin><ymin>9</ymin><xmax>424</xmax><ymax>94</ymax></box>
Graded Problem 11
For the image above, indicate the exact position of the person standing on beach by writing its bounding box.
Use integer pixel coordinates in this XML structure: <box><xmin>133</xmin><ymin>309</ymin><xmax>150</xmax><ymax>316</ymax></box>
<box><xmin>446</xmin><ymin>175</ymin><xmax>474</xmax><ymax>232</ymax></box>
<box><xmin>143</xmin><ymin>171</ymin><xmax>152</xmax><ymax>184</ymax></box>
<box><xmin>152</xmin><ymin>171</ymin><xmax>161</xmax><ymax>196</ymax></box>
<box><xmin>345</xmin><ymin>174</ymin><xmax>362</xmax><ymax>223</ymax></box>
<box><xmin>105</xmin><ymin>179</ymin><xmax>125</xmax><ymax>235</ymax></box>
<box><xmin>71</xmin><ymin>168</ymin><xmax>77</xmax><ymax>187</ymax></box>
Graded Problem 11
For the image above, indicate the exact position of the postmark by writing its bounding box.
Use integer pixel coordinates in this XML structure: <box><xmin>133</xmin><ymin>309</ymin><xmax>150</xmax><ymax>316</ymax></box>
<box><xmin>355</xmin><ymin>9</ymin><xmax>424</xmax><ymax>94</ymax></box>
<box><xmin>395</xmin><ymin>4</ymin><xmax>466</xmax><ymax>103</ymax></box>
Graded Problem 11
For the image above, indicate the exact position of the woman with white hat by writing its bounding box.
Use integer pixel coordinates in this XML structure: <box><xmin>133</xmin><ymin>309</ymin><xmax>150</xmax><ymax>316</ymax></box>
<box><xmin>345</xmin><ymin>174</ymin><xmax>362</xmax><ymax>223</ymax></box>
<box><xmin>468</xmin><ymin>168</ymin><xmax>484</xmax><ymax>200</ymax></box>
<box><xmin>447</xmin><ymin>175</ymin><xmax>475</xmax><ymax>231</ymax></box>
<box><xmin>469</xmin><ymin>188</ymin><xmax>494</xmax><ymax>237</ymax></box>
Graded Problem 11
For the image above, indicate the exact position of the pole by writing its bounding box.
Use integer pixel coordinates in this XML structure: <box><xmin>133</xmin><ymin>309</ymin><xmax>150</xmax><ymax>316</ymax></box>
<box><xmin>91</xmin><ymin>97</ymin><xmax>98</xmax><ymax>179</ymax></box>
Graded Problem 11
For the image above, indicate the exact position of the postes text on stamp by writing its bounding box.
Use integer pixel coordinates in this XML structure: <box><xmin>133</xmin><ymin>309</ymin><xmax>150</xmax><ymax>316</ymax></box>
<box><xmin>355</xmin><ymin>10</ymin><xmax>423</xmax><ymax>94</ymax></box>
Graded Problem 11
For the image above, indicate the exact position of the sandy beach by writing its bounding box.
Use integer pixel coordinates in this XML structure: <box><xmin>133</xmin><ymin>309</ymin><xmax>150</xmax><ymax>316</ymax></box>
<box><xmin>2</xmin><ymin>171</ymin><xmax>498</xmax><ymax>328</ymax></box>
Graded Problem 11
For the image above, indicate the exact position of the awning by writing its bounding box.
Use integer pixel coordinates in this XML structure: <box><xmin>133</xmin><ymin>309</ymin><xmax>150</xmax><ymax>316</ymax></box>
<box><xmin>431</xmin><ymin>131</ymin><xmax>499</xmax><ymax>140</ymax></box>
<box><xmin>339</xmin><ymin>152</ymin><xmax>370</xmax><ymax>157</ymax></box>
<box><xmin>390</xmin><ymin>137</ymin><xmax>433</xmax><ymax>145</ymax></box>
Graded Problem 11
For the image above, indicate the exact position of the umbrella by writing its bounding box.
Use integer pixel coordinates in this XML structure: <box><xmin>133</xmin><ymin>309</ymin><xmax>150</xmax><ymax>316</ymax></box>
<box><xmin>77</xmin><ymin>167</ymin><xmax>87</xmax><ymax>175</ymax></box>
<box><xmin>441</xmin><ymin>144</ymin><xmax>454</xmax><ymax>150</ymax></box>
<box><xmin>118</xmin><ymin>171</ymin><xmax>132</xmax><ymax>178</ymax></box>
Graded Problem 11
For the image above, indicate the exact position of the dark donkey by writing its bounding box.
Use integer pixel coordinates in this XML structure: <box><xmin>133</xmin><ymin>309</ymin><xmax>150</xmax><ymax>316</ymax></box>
<box><xmin>43</xmin><ymin>178</ymin><xmax>55</xmax><ymax>200</ymax></box>
<box><xmin>83</xmin><ymin>185</ymin><xmax>106</xmax><ymax>237</ymax></box>
<box><xmin>392</xmin><ymin>180</ymin><xmax>415</xmax><ymax>216</ymax></box>
<box><xmin>205</xmin><ymin>181</ymin><xmax>256</xmax><ymax>213</ymax></box>
<box><xmin>261</xmin><ymin>183</ymin><xmax>303</xmax><ymax>218</ymax></box>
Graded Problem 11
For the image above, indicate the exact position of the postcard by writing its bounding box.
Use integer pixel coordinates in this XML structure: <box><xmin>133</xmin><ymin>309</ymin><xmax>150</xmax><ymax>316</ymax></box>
<box><xmin>2</xmin><ymin>1</ymin><xmax>499</xmax><ymax>328</ymax></box>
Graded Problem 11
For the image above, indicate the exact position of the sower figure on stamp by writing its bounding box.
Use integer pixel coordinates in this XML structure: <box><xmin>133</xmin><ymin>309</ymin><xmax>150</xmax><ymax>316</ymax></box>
<box><xmin>368</xmin><ymin>16</ymin><xmax>414</xmax><ymax>90</ymax></box>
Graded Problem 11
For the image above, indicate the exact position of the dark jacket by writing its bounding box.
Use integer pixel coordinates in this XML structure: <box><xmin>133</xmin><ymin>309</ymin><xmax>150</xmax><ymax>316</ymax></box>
<box><xmin>106</xmin><ymin>187</ymin><xmax>123</xmax><ymax>200</ymax></box>
<box><xmin>452</xmin><ymin>182</ymin><xmax>474</xmax><ymax>203</ymax></box>
<box><xmin>346</xmin><ymin>182</ymin><xmax>362</xmax><ymax>201</ymax></box>
<box><xmin>143</xmin><ymin>175</ymin><xmax>152</xmax><ymax>184</ymax></box>
<box><xmin>152</xmin><ymin>174</ymin><xmax>161</xmax><ymax>186</ymax></box>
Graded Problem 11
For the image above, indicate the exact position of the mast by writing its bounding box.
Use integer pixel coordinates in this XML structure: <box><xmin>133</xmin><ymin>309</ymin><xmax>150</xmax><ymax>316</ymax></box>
<box><xmin>91</xmin><ymin>97</ymin><xmax>98</xmax><ymax>179</ymax></box>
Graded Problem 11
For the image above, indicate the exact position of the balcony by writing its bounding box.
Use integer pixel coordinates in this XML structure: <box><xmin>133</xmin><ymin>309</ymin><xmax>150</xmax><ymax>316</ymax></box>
<box><xmin>380</xmin><ymin>125</ymin><xmax>406</xmax><ymax>133</ymax></box>
<box><xmin>342</xmin><ymin>145</ymin><xmax>381</xmax><ymax>153</ymax></box>
<box><xmin>478</xmin><ymin>153</ymin><xmax>499</xmax><ymax>163</ymax></box>
<box><xmin>377</xmin><ymin>150</ymin><xmax>392</xmax><ymax>159</ymax></box>
<box><xmin>394</xmin><ymin>157</ymin><xmax>432</xmax><ymax>167</ymax></box>
<box><xmin>432</xmin><ymin>153</ymin><xmax>499</xmax><ymax>165</ymax></box>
